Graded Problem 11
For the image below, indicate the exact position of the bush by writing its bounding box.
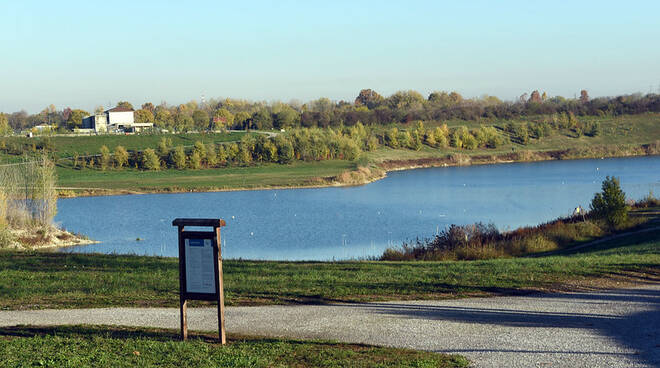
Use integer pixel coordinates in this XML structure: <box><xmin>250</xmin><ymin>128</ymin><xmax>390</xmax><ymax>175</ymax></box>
<box><xmin>170</xmin><ymin>146</ymin><xmax>187</xmax><ymax>169</ymax></box>
<box><xmin>0</xmin><ymin>225</ymin><xmax>14</xmax><ymax>248</ymax></box>
<box><xmin>141</xmin><ymin>149</ymin><xmax>160</xmax><ymax>171</ymax></box>
<box><xmin>99</xmin><ymin>145</ymin><xmax>111</xmax><ymax>171</ymax></box>
<box><xmin>590</xmin><ymin>176</ymin><xmax>628</xmax><ymax>228</ymax></box>
<box><xmin>114</xmin><ymin>146</ymin><xmax>128</xmax><ymax>169</ymax></box>
<box><xmin>189</xmin><ymin>151</ymin><xmax>201</xmax><ymax>169</ymax></box>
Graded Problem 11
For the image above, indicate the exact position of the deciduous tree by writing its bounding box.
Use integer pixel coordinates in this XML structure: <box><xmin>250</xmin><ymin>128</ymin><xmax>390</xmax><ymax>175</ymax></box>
<box><xmin>117</xmin><ymin>101</ymin><xmax>134</xmax><ymax>109</ymax></box>
<box><xmin>580</xmin><ymin>90</ymin><xmax>590</xmax><ymax>104</ymax></box>
<box><xmin>170</xmin><ymin>146</ymin><xmax>187</xmax><ymax>169</ymax></box>
<box><xmin>354</xmin><ymin>89</ymin><xmax>384</xmax><ymax>109</ymax></box>
<box><xmin>114</xmin><ymin>146</ymin><xmax>128</xmax><ymax>169</ymax></box>
<box><xmin>0</xmin><ymin>114</ymin><xmax>11</xmax><ymax>135</ymax></box>
<box><xmin>213</xmin><ymin>108</ymin><xmax>234</xmax><ymax>131</ymax></box>
<box><xmin>99</xmin><ymin>145</ymin><xmax>111</xmax><ymax>171</ymax></box>
<box><xmin>67</xmin><ymin>109</ymin><xmax>89</xmax><ymax>129</ymax></box>
<box><xmin>141</xmin><ymin>149</ymin><xmax>160</xmax><ymax>170</ymax></box>
<box><xmin>134</xmin><ymin>109</ymin><xmax>154</xmax><ymax>124</ymax></box>
<box><xmin>192</xmin><ymin>110</ymin><xmax>210</xmax><ymax>131</ymax></box>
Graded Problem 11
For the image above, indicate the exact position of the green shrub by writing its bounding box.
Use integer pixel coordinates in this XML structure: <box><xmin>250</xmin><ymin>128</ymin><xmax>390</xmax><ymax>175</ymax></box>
<box><xmin>170</xmin><ymin>146</ymin><xmax>186</xmax><ymax>169</ymax></box>
<box><xmin>141</xmin><ymin>149</ymin><xmax>160</xmax><ymax>171</ymax></box>
<box><xmin>590</xmin><ymin>176</ymin><xmax>628</xmax><ymax>228</ymax></box>
<box><xmin>0</xmin><ymin>226</ymin><xmax>14</xmax><ymax>249</ymax></box>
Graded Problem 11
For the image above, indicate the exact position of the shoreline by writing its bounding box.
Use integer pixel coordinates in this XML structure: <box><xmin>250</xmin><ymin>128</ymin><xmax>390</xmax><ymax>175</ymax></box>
<box><xmin>6</xmin><ymin>226</ymin><xmax>98</xmax><ymax>251</ymax></box>
<box><xmin>57</xmin><ymin>146</ymin><xmax>658</xmax><ymax>198</ymax></box>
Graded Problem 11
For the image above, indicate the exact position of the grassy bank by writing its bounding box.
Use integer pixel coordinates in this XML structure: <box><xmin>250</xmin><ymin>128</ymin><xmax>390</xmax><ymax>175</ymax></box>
<box><xmin>381</xmin><ymin>202</ymin><xmax>660</xmax><ymax>261</ymax></box>
<box><xmin>56</xmin><ymin>160</ymin><xmax>359</xmax><ymax>195</ymax></box>
<box><xmin>0</xmin><ymin>325</ymin><xmax>467</xmax><ymax>368</ymax></box>
<box><xmin>1</xmin><ymin>227</ymin><xmax>658</xmax><ymax>310</ymax></box>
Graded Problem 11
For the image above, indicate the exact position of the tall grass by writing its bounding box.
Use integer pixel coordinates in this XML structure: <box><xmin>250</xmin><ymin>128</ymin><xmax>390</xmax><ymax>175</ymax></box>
<box><xmin>381</xmin><ymin>200</ymin><xmax>655</xmax><ymax>261</ymax></box>
<box><xmin>0</xmin><ymin>156</ymin><xmax>57</xmax><ymax>247</ymax></box>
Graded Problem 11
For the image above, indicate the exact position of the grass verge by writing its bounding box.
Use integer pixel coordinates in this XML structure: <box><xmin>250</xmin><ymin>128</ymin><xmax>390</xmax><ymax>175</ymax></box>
<box><xmin>0</xmin><ymin>325</ymin><xmax>468</xmax><ymax>368</ymax></box>
<box><xmin>0</xmin><ymin>228</ymin><xmax>658</xmax><ymax>310</ymax></box>
<box><xmin>381</xmin><ymin>204</ymin><xmax>659</xmax><ymax>261</ymax></box>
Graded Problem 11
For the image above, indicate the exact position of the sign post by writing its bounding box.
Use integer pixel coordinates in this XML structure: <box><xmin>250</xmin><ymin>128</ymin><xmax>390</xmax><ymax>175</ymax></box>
<box><xmin>172</xmin><ymin>218</ymin><xmax>226</xmax><ymax>343</ymax></box>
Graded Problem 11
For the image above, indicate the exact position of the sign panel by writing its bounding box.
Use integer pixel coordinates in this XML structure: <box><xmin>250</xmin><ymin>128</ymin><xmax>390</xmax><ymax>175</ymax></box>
<box><xmin>173</xmin><ymin>218</ymin><xmax>226</xmax><ymax>343</ymax></box>
<box><xmin>184</xmin><ymin>238</ymin><xmax>216</xmax><ymax>294</ymax></box>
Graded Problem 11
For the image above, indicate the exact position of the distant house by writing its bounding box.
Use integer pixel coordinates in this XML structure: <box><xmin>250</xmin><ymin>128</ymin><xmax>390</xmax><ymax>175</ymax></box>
<box><xmin>106</xmin><ymin>106</ymin><xmax>134</xmax><ymax>129</ymax></box>
<box><xmin>82</xmin><ymin>106</ymin><xmax>153</xmax><ymax>133</ymax></box>
<box><xmin>33</xmin><ymin>124</ymin><xmax>55</xmax><ymax>132</ymax></box>
<box><xmin>82</xmin><ymin>114</ymin><xmax>107</xmax><ymax>133</ymax></box>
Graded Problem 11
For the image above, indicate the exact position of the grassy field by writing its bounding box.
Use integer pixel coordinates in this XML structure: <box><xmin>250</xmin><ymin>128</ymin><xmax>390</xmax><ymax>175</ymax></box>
<box><xmin>368</xmin><ymin>113</ymin><xmax>660</xmax><ymax>164</ymax></box>
<box><xmin>0</xmin><ymin>325</ymin><xmax>467</xmax><ymax>368</ymax></box>
<box><xmin>1</xmin><ymin>227</ymin><xmax>657</xmax><ymax>310</ymax></box>
<box><xmin>56</xmin><ymin>160</ymin><xmax>356</xmax><ymax>192</ymax></box>
<box><xmin>2</xmin><ymin>131</ymin><xmax>248</xmax><ymax>160</ymax></box>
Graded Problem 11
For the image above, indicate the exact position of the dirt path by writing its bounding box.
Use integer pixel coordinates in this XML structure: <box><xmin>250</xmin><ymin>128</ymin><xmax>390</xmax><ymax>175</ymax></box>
<box><xmin>1</xmin><ymin>285</ymin><xmax>658</xmax><ymax>367</ymax></box>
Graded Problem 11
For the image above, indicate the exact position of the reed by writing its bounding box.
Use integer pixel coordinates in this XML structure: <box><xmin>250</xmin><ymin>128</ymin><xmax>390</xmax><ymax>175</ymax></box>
<box><xmin>0</xmin><ymin>156</ymin><xmax>58</xmax><ymax>248</ymax></box>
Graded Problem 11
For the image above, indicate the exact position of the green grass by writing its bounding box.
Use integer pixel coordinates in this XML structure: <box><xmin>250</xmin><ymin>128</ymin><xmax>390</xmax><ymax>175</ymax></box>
<box><xmin>1</xmin><ymin>229</ymin><xmax>657</xmax><ymax>310</ymax></box>
<box><xmin>0</xmin><ymin>325</ymin><xmax>467</xmax><ymax>368</ymax></box>
<box><xmin>382</xmin><ymin>205</ymin><xmax>659</xmax><ymax>261</ymax></box>
<box><xmin>1</xmin><ymin>131</ymin><xmax>247</xmax><ymax>160</ymax></box>
<box><xmin>56</xmin><ymin>160</ymin><xmax>355</xmax><ymax>191</ymax></box>
<box><xmin>367</xmin><ymin>112</ymin><xmax>660</xmax><ymax>163</ymax></box>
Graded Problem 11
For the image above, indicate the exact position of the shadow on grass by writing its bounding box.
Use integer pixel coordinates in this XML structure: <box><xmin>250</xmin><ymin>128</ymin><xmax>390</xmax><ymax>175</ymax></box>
<box><xmin>0</xmin><ymin>324</ymin><xmax>377</xmax><ymax>350</ymax></box>
<box><xmin>0</xmin><ymin>251</ymin><xmax>176</xmax><ymax>273</ymax></box>
<box><xmin>0</xmin><ymin>325</ymin><xmax>184</xmax><ymax>342</ymax></box>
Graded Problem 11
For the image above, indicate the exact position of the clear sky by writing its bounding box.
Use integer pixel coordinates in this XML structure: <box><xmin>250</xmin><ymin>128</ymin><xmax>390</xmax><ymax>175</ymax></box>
<box><xmin>1</xmin><ymin>0</ymin><xmax>659</xmax><ymax>113</ymax></box>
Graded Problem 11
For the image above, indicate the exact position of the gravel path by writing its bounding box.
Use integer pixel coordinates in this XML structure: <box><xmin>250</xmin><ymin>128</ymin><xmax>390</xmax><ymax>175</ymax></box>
<box><xmin>1</xmin><ymin>285</ymin><xmax>658</xmax><ymax>367</ymax></box>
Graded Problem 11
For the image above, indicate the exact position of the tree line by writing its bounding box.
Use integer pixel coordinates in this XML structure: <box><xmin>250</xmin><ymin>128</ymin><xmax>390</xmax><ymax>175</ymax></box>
<box><xmin>2</xmin><ymin>89</ymin><xmax>659</xmax><ymax>133</ymax></box>
<box><xmin>64</xmin><ymin>122</ymin><xmax>515</xmax><ymax>171</ymax></box>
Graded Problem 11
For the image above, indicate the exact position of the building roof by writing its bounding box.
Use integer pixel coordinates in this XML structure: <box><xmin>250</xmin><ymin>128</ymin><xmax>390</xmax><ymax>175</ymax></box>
<box><xmin>106</xmin><ymin>106</ymin><xmax>135</xmax><ymax>113</ymax></box>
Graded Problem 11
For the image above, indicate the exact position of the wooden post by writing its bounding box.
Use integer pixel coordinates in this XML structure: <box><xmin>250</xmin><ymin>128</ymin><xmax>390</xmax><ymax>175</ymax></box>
<box><xmin>215</xmin><ymin>225</ymin><xmax>226</xmax><ymax>344</ymax></box>
<box><xmin>180</xmin><ymin>299</ymin><xmax>188</xmax><ymax>341</ymax></box>
<box><xmin>177</xmin><ymin>225</ymin><xmax>188</xmax><ymax>341</ymax></box>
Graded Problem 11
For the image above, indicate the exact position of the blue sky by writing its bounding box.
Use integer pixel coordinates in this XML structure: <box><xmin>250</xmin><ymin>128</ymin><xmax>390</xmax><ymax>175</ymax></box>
<box><xmin>1</xmin><ymin>0</ymin><xmax>659</xmax><ymax>112</ymax></box>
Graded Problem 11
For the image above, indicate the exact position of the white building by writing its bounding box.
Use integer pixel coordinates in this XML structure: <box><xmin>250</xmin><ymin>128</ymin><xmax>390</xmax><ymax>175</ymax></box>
<box><xmin>106</xmin><ymin>106</ymin><xmax>135</xmax><ymax>128</ymax></box>
<box><xmin>82</xmin><ymin>106</ymin><xmax>153</xmax><ymax>133</ymax></box>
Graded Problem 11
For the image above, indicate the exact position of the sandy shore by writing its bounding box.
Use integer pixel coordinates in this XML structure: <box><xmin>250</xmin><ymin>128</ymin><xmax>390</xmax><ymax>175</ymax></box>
<box><xmin>6</xmin><ymin>226</ymin><xmax>98</xmax><ymax>250</ymax></box>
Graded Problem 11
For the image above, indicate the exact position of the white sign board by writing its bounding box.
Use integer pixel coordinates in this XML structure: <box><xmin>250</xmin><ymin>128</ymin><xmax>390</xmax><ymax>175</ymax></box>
<box><xmin>184</xmin><ymin>238</ymin><xmax>216</xmax><ymax>294</ymax></box>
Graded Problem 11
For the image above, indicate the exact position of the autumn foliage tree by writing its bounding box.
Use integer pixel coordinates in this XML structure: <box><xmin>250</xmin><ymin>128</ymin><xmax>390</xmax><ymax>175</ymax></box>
<box><xmin>354</xmin><ymin>89</ymin><xmax>384</xmax><ymax>109</ymax></box>
<box><xmin>114</xmin><ymin>146</ymin><xmax>128</xmax><ymax>169</ymax></box>
<box><xmin>141</xmin><ymin>149</ymin><xmax>160</xmax><ymax>171</ymax></box>
<box><xmin>580</xmin><ymin>90</ymin><xmax>590</xmax><ymax>104</ymax></box>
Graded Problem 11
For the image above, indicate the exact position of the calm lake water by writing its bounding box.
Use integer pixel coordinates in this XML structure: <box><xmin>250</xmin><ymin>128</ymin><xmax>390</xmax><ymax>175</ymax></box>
<box><xmin>56</xmin><ymin>156</ymin><xmax>660</xmax><ymax>260</ymax></box>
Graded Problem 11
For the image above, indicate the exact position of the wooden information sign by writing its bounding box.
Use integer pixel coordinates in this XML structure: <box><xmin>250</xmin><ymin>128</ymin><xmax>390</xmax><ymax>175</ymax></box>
<box><xmin>172</xmin><ymin>218</ymin><xmax>226</xmax><ymax>343</ymax></box>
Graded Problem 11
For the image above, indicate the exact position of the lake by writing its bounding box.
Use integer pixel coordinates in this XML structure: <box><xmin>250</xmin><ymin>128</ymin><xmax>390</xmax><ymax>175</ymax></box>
<box><xmin>56</xmin><ymin>156</ymin><xmax>660</xmax><ymax>260</ymax></box>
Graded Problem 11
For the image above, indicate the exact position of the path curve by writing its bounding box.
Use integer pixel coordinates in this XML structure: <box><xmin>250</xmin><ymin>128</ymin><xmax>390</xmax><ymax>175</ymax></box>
<box><xmin>1</xmin><ymin>285</ymin><xmax>658</xmax><ymax>368</ymax></box>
